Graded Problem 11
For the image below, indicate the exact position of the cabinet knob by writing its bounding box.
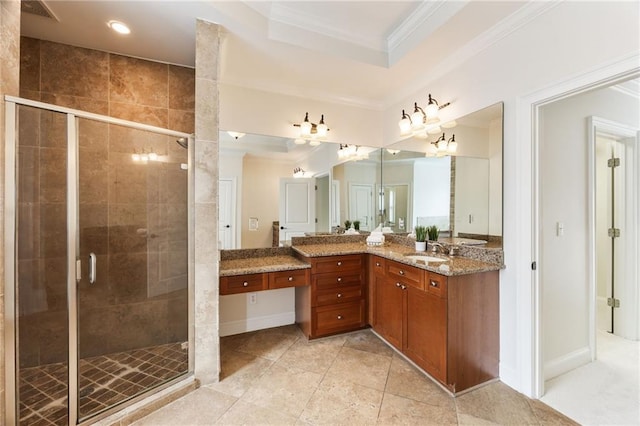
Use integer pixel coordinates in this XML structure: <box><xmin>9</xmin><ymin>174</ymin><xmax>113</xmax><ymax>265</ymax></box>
<box><xmin>396</xmin><ymin>282</ymin><xmax>402</xmax><ymax>288</ymax></box>
<box><xmin>337</xmin><ymin>261</ymin><xmax>342</xmax><ymax>266</ymax></box>
<box><xmin>399</xmin><ymin>270</ymin><xmax>405</xmax><ymax>276</ymax></box>
<box><xmin>243</xmin><ymin>282</ymin><xmax>248</xmax><ymax>287</ymax></box>
<box><xmin>401</xmin><ymin>284</ymin><xmax>407</xmax><ymax>290</ymax></box>
<box><xmin>337</xmin><ymin>293</ymin><xmax>342</xmax><ymax>298</ymax></box>
<box><xmin>376</xmin><ymin>262</ymin><xmax>381</xmax><ymax>267</ymax></box>
<box><xmin>337</xmin><ymin>277</ymin><xmax>342</xmax><ymax>282</ymax></box>
<box><xmin>288</xmin><ymin>276</ymin><xmax>294</xmax><ymax>281</ymax></box>
<box><xmin>337</xmin><ymin>315</ymin><xmax>343</xmax><ymax>320</ymax></box>
<box><xmin>430</xmin><ymin>280</ymin><xmax>438</xmax><ymax>288</ymax></box>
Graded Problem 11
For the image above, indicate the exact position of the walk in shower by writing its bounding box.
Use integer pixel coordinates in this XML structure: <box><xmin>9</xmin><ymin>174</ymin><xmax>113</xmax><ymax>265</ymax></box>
<box><xmin>4</xmin><ymin>97</ymin><xmax>193</xmax><ymax>425</ymax></box>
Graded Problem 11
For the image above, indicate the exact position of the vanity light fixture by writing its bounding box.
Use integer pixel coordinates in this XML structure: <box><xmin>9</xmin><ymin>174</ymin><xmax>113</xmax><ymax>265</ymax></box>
<box><xmin>426</xmin><ymin>133</ymin><xmax>457</xmax><ymax>157</ymax></box>
<box><xmin>293</xmin><ymin>167</ymin><xmax>307</xmax><ymax>178</ymax></box>
<box><xmin>399</xmin><ymin>93</ymin><xmax>451</xmax><ymax>136</ymax></box>
<box><xmin>108</xmin><ymin>20</ymin><xmax>131</xmax><ymax>35</ymax></box>
<box><xmin>293</xmin><ymin>112</ymin><xmax>329</xmax><ymax>143</ymax></box>
<box><xmin>227</xmin><ymin>131</ymin><xmax>245</xmax><ymax>140</ymax></box>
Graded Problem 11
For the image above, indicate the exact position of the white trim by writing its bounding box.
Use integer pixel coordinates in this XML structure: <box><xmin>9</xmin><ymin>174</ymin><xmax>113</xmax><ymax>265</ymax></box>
<box><xmin>219</xmin><ymin>312</ymin><xmax>295</xmax><ymax>337</ymax></box>
<box><xmin>522</xmin><ymin>53</ymin><xmax>640</xmax><ymax>399</ymax></box>
<box><xmin>67</xmin><ymin>113</ymin><xmax>79</xmax><ymax>424</ymax></box>
<box><xmin>3</xmin><ymin>95</ymin><xmax>191</xmax><ymax>138</ymax></box>
<box><xmin>543</xmin><ymin>347</ymin><xmax>591</xmax><ymax>381</ymax></box>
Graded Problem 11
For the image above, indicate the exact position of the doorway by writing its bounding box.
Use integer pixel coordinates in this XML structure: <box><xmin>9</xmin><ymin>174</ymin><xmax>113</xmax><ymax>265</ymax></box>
<box><xmin>536</xmin><ymin>78</ymin><xmax>639</xmax><ymax>424</ymax></box>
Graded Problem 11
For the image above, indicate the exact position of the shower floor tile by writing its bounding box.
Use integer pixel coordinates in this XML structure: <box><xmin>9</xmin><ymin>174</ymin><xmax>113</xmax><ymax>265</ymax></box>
<box><xmin>19</xmin><ymin>342</ymin><xmax>188</xmax><ymax>425</ymax></box>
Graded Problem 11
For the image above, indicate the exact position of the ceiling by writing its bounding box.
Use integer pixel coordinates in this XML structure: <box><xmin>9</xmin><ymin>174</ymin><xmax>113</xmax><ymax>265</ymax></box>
<box><xmin>20</xmin><ymin>0</ymin><xmax>546</xmax><ymax>110</ymax></box>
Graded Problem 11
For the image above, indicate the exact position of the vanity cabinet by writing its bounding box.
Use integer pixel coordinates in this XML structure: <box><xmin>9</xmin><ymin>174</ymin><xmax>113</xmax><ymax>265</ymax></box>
<box><xmin>296</xmin><ymin>254</ymin><xmax>366</xmax><ymax>338</ymax></box>
<box><xmin>372</xmin><ymin>257</ymin><xmax>499</xmax><ymax>393</ymax></box>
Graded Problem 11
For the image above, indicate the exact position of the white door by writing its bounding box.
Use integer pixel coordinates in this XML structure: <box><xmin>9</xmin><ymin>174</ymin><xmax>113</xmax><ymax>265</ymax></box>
<box><xmin>349</xmin><ymin>183</ymin><xmax>374</xmax><ymax>231</ymax></box>
<box><xmin>219</xmin><ymin>178</ymin><xmax>237</xmax><ymax>249</ymax></box>
<box><xmin>279</xmin><ymin>178</ymin><xmax>316</xmax><ymax>243</ymax></box>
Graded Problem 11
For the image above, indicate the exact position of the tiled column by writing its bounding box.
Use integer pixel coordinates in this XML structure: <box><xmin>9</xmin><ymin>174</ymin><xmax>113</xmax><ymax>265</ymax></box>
<box><xmin>194</xmin><ymin>19</ymin><xmax>220</xmax><ymax>385</ymax></box>
<box><xmin>0</xmin><ymin>0</ymin><xmax>21</xmax><ymax>418</ymax></box>
<box><xmin>1</xmin><ymin>0</ymin><xmax>21</xmax><ymax>420</ymax></box>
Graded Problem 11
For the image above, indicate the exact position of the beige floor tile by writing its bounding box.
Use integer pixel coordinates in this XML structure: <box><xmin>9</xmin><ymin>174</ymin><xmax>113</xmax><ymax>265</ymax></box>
<box><xmin>215</xmin><ymin>399</ymin><xmax>298</xmax><ymax>425</ymax></box>
<box><xmin>455</xmin><ymin>382</ymin><xmax>538</xmax><ymax>425</ymax></box>
<box><xmin>208</xmin><ymin>349</ymin><xmax>274</xmax><ymax>398</ymax></box>
<box><xmin>132</xmin><ymin>387</ymin><xmax>237</xmax><ymax>425</ymax></box>
<box><xmin>241</xmin><ymin>363</ymin><xmax>323</xmax><ymax>417</ymax></box>
<box><xmin>275</xmin><ymin>338</ymin><xmax>343</xmax><ymax>374</ymax></box>
<box><xmin>220</xmin><ymin>331</ymin><xmax>257</xmax><ymax>354</ymax></box>
<box><xmin>527</xmin><ymin>399</ymin><xmax>580</xmax><ymax>425</ymax></box>
<box><xmin>235</xmin><ymin>328</ymin><xmax>300</xmax><ymax>361</ymax></box>
<box><xmin>345</xmin><ymin>330</ymin><xmax>395</xmax><ymax>357</ymax></box>
<box><xmin>377</xmin><ymin>392</ymin><xmax>458</xmax><ymax>425</ymax></box>
<box><xmin>325</xmin><ymin>346</ymin><xmax>392</xmax><ymax>391</ymax></box>
<box><xmin>300</xmin><ymin>375</ymin><xmax>384</xmax><ymax>425</ymax></box>
<box><xmin>385</xmin><ymin>355</ymin><xmax>454</xmax><ymax>408</ymax></box>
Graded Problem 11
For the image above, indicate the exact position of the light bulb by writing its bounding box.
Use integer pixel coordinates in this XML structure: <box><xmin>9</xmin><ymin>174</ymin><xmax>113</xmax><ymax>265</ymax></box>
<box><xmin>425</xmin><ymin>94</ymin><xmax>439</xmax><ymax>119</ymax></box>
<box><xmin>399</xmin><ymin>117</ymin><xmax>412</xmax><ymax>135</ymax></box>
<box><xmin>410</xmin><ymin>110</ymin><xmax>424</xmax><ymax>130</ymax></box>
<box><xmin>447</xmin><ymin>140</ymin><xmax>458</xmax><ymax>153</ymax></box>
<box><xmin>316</xmin><ymin>114</ymin><xmax>328</xmax><ymax>138</ymax></box>
<box><xmin>300</xmin><ymin>121</ymin><xmax>312</xmax><ymax>137</ymax></box>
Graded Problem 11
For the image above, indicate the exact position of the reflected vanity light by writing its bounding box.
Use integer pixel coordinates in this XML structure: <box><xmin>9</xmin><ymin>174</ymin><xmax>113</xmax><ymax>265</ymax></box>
<box><xmin>337</xmin><ymin>144</ymin><xmax>368</xmax><ymax>161</ymax></box>
<box><xmin>426</xmin><ymin>133</ymin><xmax>457</xmax><ymax>157</ymax></box>
<box><xmin>293</xmin><ymin>167</ymin><xmax>310</xmax><ymax>178</ymax></box>
<box><xmin>399</xmin><ymin>93</ymin><xmax>451</xmax><ymax>136</ymax></box>
<box><xmin>132</xmin><ymin>151</ymin><xmax>162</xmax><ymax>163</ymax></box>
<box><xmin>227</xmin><ymin>131</ymin><xmax>245</xmax><ymax>140</ymax></box>
<box><xmin>386</xmin><ymin>149</ymin><xmax>401</xmax><ymax>155</ymax></box>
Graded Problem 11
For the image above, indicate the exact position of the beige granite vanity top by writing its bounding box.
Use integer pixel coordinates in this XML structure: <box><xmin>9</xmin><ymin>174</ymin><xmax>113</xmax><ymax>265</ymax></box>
<box><xmin>291</xmin><ymin>242</ymin><xmax>501</xmax><ymax>276</ymax></box>
<box><xmin>219</xmin><ymin>255</ymin><xmax>310</xmax><ymax>277</ymax></box>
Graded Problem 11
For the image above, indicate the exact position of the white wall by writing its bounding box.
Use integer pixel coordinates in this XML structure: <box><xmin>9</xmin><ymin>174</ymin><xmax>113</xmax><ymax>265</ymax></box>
<box><xmin>219</xmin><ymin>288</ymin><xmax>295</xmax><ymax>336</ymax></box>
<box><xmin>489</xmin><ymin>118</ymin><xmax>503</xmax><ymax>236</ymax></box>
<box><xmin>539</xmin><ymin>86</ymin><xmax>639</xmax><ymax>379</ymax></box>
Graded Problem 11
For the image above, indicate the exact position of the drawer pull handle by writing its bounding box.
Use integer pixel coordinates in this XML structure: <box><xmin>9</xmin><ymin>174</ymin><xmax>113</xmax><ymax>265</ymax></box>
<box><xmin>430</xmin><ymin>280</ymin><xmax>438</xmax><ymax>287</ymax></box>
<box><xmin>337</xmin><ymin>293</ymin><xmax>342</xmax><ymax>298</ymax></box>
<box><xmin>401</xmin><ymin>284</ymin><xmax>407</xmax><ymax>290</ymax></box>
<box><xmin>337</xmin><ymin>315</ymin><xmax>343</xmax><ymax>320</ymax></box>
<box><xmin>376</xmin><ymin>262</ymin><xmax>381</xmax><ymax>267</ymax></box>
<box><xmin>288</xmin><ymin>276</ymin><xmax>294</xmax><ymax>281</ymax></box>
<box><xmin>399</xmin><ymin>270</ymin><xmax>405</xmax><ymax>275</ymax></box>
<box><xmin>337</xmin><ymin>277</ymin><xmax>342</xmax><ymax>282</ymax></box>
<box><xmin>396</xmin><ymin>282</ymin><xmax>402</xmax><ymax>288</ymax></box>
<box><xmin>243</xmin><ymin>281</ymin><xmax>249</xmax><ymax>287</ymax></box>
<box><xmin>337</xmin><ymin>261</ymin><xmax>342</xmax><ymax>266</ymax></box>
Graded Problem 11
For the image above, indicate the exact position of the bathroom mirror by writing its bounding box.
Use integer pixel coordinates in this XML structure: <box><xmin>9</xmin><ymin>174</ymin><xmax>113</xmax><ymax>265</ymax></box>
<box><xmin>381</xmin><ymin>102</ymin><xmax>503</xmax><ymax>246</ymax></box>
<box><xmin>219</xmin><ymin>131</ymin><xmax>380</xmax><ymax>248</ymax></box>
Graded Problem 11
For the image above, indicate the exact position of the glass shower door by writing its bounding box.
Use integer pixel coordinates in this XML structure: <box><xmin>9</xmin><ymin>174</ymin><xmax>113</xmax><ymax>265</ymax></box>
<box><xmin>76</xmin><ymin>119</ymin><xmax>189</xmax><ymax>421</ymax></box>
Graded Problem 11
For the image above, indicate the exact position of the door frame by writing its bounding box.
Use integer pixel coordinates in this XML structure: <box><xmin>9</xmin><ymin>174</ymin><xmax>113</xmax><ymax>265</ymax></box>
<box><xmin>588</xmin><ymin>117</ymin><xmax>639</xmax><ymax>345</ymax></box>
<box><xmin>521</xmin><ymin>60</ymin><xmax>640</xmax><ymax>399</ymax></box>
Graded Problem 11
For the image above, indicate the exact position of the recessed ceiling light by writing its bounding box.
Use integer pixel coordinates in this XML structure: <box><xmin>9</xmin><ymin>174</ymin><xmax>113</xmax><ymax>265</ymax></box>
<box><xmin>108</xmin><ymin>20</ymin><xmax>131</xmax><ymax>35</ymax></box>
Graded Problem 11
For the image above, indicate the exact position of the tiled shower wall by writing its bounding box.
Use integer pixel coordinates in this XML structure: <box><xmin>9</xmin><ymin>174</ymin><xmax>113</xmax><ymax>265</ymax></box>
<box><xmin>17</xmin><ymin>37</ymin><xmax>195</xmax><ymax>367</ymax></box>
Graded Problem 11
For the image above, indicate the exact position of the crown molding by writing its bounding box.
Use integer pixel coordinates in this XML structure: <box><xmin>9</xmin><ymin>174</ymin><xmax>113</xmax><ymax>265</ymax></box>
<box><xmin>385</xmin><ymin>0</ymin><xmax>562</xmax><ymax>107</ymax></box>
<box><xmin>269</xmin><ymin>2</ymin><xmax>385</xmax><ymax>53</ymax></box>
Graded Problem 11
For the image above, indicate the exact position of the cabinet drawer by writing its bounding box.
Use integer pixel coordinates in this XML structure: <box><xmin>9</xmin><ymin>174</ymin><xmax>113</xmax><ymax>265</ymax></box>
<box><xmin>220</xmin><ymin>273</ymin><xmax>267</xmax><ymax>295</ymax></box>
<box><xmin>312</xmin><ymin>254</ymin><xmax>363</xmax><ymax>274</ymax></box>
<box><xmin>387</xmin><ymin>260</ymin><xmax>425</xmax><ymax>290</ymax></box>
<box><xmin>269</xmin><ymin>269</ymin><xmax>310</xmax><ymax>289</ymax></box>
<box><xmin>313</xmin><ymin>300</ymin><xmax>365</xmax><ymax>336</ymax></box>
<box><xmin>315</xmin><ymin>286</ymin><xmax>364</xmax><ymax>306</ymax></box>
<box><xmin>426</xmin><ymin>272</ymin><xmax>448</xmax><ymax>298</ymax></box>
<box><xmin>313</xmin><ymin>271</ymin><xmax>362</xmax><ymax>290</ymax></box>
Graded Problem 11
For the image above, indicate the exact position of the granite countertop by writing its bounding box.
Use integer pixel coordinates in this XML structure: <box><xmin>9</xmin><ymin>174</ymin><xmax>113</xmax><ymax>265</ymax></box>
<box><xmin>220</xmin><ymin>255</ymin><xmax>310</xmax><ymax>277</ymax></box>
<box><xmin>292</xmin><ymin>242</ymin><xmax>502</xmax><ymax>277</ymax></box>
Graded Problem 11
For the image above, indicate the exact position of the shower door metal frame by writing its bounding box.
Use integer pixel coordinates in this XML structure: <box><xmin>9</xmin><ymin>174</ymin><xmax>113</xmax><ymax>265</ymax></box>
<box><xmin>4</xmin><ymin>95</ymin><xmax>195</xmax><ymax>425</ymax></box>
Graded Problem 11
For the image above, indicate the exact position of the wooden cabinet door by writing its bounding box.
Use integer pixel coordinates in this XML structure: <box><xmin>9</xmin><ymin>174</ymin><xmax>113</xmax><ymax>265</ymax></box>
<box><xmin>406</xmin><ymin>285</ymin><xmax>447</xmax><ymax>383</ymax></box>
<box><xmin>375</xmin><ymin>277</ymin><xmax>404</xmax><ymax>351</ymax></box>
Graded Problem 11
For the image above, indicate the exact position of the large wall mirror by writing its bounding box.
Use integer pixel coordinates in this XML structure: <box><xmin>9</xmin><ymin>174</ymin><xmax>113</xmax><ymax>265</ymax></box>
<box><xmin>380</xmin><ymin>102</ymin><xmax>503</xmax><ymax>246</ymax></box>
<box><xmin>219</xmin><ymin>102</ymin><xmax>503</xmax><ymax>249</ymax></box>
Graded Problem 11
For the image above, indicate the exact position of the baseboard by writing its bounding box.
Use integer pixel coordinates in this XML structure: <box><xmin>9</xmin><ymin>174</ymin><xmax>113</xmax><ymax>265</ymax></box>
<box><xmin>544</xmin><ymin>346</ymin><xmax>591</xmax><ymax>380</ymax></box>
<box><xmin>219</xmin><ymin>311</ymin><xmax>295</xmax><ymax>337</ymax></box>
<box><xmin>499</xmin><ymin>362</ymin><xmax>519</xmax><ymax>392</ymax></box>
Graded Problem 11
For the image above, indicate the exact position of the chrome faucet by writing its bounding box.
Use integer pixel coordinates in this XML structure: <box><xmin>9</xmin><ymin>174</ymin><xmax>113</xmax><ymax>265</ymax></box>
<box><xmin>431</xmin><ymin>242</ymin><xmax>450</xmax><ymax>255</ymax></box>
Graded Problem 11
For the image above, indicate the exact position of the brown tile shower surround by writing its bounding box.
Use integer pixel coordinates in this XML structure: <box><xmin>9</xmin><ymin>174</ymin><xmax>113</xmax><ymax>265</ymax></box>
<box><xmin>19</xmin><ymin>342</ymin><xmax>188</xmax><ymax>425</ymax></box>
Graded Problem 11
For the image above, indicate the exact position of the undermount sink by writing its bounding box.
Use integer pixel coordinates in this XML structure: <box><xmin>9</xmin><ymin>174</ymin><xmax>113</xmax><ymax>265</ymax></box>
<box><xmin>405</xmin><ymin>255</ymin><xmax>448</xmax><ymax>263</ymax></box>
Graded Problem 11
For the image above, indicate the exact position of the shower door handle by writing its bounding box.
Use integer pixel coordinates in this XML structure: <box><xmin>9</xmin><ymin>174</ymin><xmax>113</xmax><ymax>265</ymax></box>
<box><xmin>88</xmin><ymin>253</ymin><xmax>97</xmax><ymax>284</ymax></box>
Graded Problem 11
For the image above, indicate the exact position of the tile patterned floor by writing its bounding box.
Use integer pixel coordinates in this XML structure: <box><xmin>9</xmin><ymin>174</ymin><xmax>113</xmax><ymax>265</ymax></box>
<box><xmin>19</xmin><ymin>342</ymin><xmax>188</xmax><ymax>426</ymax></box>
<box><xmin>133</xmin><ymin>326</ymin><xmax>578</xmax><ymax>425</ymax></box>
